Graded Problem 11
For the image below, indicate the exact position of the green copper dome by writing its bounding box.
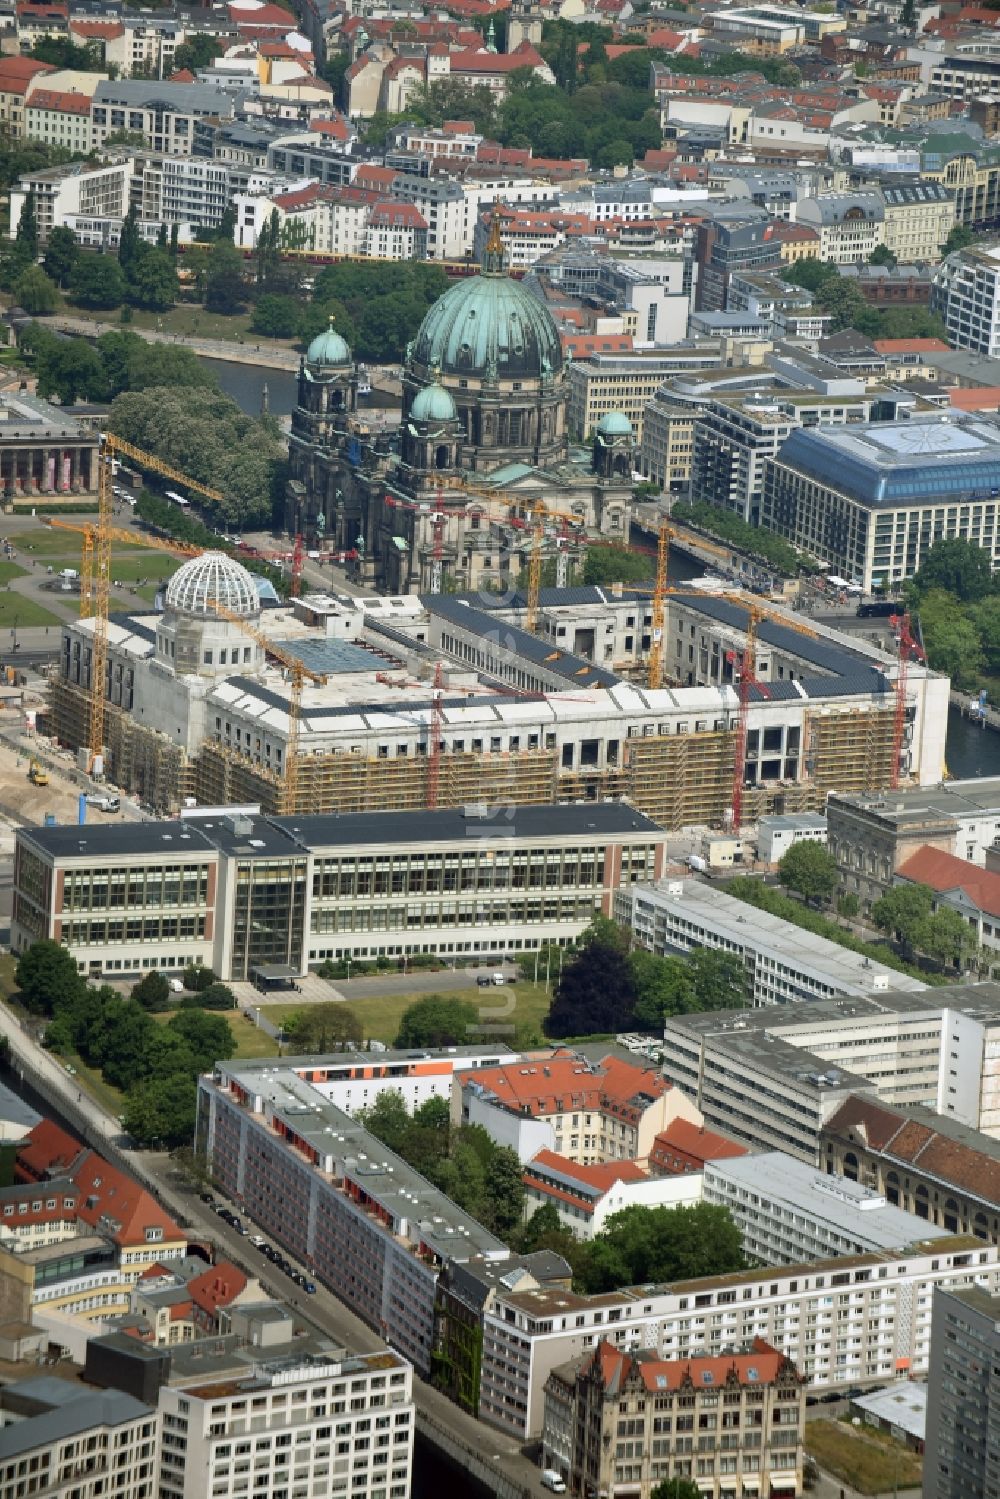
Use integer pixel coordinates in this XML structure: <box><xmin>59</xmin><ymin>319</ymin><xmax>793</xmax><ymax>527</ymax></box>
<box><xmin>306</xmin><ymin>319</ymin><xmax>351</xmax><ymax>367</ymax></box>
<box><xmin>410</xmin><ymin>382</ymin><xmax>457</xmax><ymax>423</ymax></box>
<box><xmin>412</xmin><ymin>251</ymin><xmax>563</xmax><ymax>382</ymax></box>
<box><xmin>597</xmin><ymin>411</ymin><xmax>633</xmax><ymax>437</ymax></box>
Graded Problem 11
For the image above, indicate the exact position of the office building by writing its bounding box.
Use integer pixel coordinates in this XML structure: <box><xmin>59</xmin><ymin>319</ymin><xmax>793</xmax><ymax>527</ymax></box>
<box><xmin>827</xmin><ymin>779</ymin><xmax>1000</xmax><ymax>911</ymax></box>
<box><xmin>703</xmin><ymin>1150</ymin><xmax>952</xmax><ymax>1265</ymax></box>
<box><xmin>90</xmin><ymin>81</ymin><xmax>237</xmax><ymax>156</ymax></box>
<box><xmin>757</xmin><ymin>813</ymin><xmax>828</xmax><ymax>865</ymax></box>
<box><xmin>761</xmin><ymin>413</ymin><xmax>1000</xmax><ymax>592</ymax></box>
<box><xmin>197</xmin><ymin>1058</ymin><xmax>513</xmax><ymax>1376</ymax></box>
<box><xmin>13</xmin><ymin>802</ymin><xmax>666</xmax><ymax>981</ymax></box>
<box><xmin>659</xmin><ymin>985</ymin><xmax>1000</xmax><ymax>1161</ymax></box>
<box><xmin>933</xmin><ymin>243</ymin><xmax>1000</xmax><ymax>357</ymax></box>
<box><xmin>541</xmin><ymin>1339</ymin><xmax>805</xmax><ymax>1499</ymax></box>
<box><xmin>823</xmin><ymin>1094</ymin><xmax>1000</xmax><ymax>1241</ymax></box>
<box><xmin>615</xmin><ymin>877</ymin><xmax>927</xmax><ymax>1008</ymax></box>
<box><xmin>568</xmin><ymin>347</ymin><xmax>741</xmax><ymax>440</ymax></box>
<box><xmin>690</xmin><ymin>396</ymin><xmax>798</xmax><ymax>525</ymax></box>
<box><xmin>694</xmin><ymin>210</ymin><xmax>784</xmax><ymax>312</ymax></box>
<box><xmin>454</xmin><ymin>1052</ymin><xmax>703</xmax><ymax>1166</ymax></box>
<box><xmin>923</xmin><ymin>1285</ymin><xmax>1000</xmax><ymax>1499</ymax></box>
<box><xmin>480</xmin><ymin>1235</ymin><xmax>999</xmax><ymax>1438</ymax></box>
<box><xmin>0</xmin><ymin>1379</ymin><xmax>158</xmax><ymax>1499</ymax></box>
<box><xmin>157</xmin><ymin>1339</ymin><xmax>414</xmax><ymax>1499</ymax></box>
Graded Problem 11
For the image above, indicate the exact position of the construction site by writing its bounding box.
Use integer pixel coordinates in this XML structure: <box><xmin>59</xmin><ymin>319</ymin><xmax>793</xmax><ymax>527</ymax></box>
<box><xmin>40</xmin><ymin>429</ymin><xmax>949</xmax><ymax>831</ymax></box>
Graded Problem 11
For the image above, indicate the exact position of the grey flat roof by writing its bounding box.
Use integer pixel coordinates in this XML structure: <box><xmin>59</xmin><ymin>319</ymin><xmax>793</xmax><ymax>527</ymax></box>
<box><xmin>20</xmin><ymin>820</ymin><xmax>219</xmax><ymax>861</ymax></box>
<box><xmin>271</xmin><ymin>802</ymin><xmax>662</xmax><ymax>849</ymax></box>
<box><xmin>422</xmin><ymin>595</ymin><xmax>621</xmax><ymax>689</ymax></box>
<box><xmin>0</xmin><ymin>1389</ymin><xmax>153</xmax><ymax>1460</ymax></box>
<box><xmin>705</xmin><ymin>1150</ymin><xmax>950</xmax><ymax>1249</ymax></box>
<box><xmin>830</xmin><ymin>778</ymin><xmax>1000</xmax><ymax>827</ymax></box>
<box><xmin>852</xmin><ymin>1382</ymin><xmax>927</xmax><ymax>1439</ymax></box>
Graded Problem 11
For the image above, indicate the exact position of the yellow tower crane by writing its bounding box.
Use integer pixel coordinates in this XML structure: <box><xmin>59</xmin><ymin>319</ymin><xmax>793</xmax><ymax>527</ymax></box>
<box><xmin>207</xmin><ymin>600</ymin><xmax>327</xmax><ymax>815</ymax></box>
<box><xmin>85</xmin><ymin>434</ymin><xmax>223</xmax><ymax>774</ymax></box>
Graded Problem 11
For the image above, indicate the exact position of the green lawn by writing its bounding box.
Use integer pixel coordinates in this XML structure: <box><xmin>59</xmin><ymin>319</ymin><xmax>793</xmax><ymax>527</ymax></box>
<box><xmin>262</xmin><ymin>981</ymin><xmax>553</xmax><ymax>1047</ymax></box>
<box><xmin>0</xmin><ymin>953</ymin><xmax>19</xmax><ymax>1000</ymax></box>
<box><xmin>62</xmin><ymin>1046</ymin><xmax>125</xmax><ymax>1117</ymax></box>
<box><xmin>0</xmin><ymin>593</ymin><xmax>63</xmax><ymax>628</ymax></box>
<box><xmin>151</xmin><ymin>1007</ymin><xmax>280</xmax><ymax>1060</ymax></box>
<box><xmin>0</xmin><ymin>560</ymin><xmax>27</xmax><ymax>585</ymax></box>
<box><xmin>806</xmin><ymin>1419</ymin><xmax>923</xmax><ymax>1495</ymax></box>
<box><xmin>121</xmin><ymin>305</ymin><xmax>286</xmax><ymax>346</ymax></box>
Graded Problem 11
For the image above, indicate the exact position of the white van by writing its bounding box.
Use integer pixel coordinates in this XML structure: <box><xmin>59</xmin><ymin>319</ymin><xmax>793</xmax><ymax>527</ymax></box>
<box><xmin>541</xmin><ymin>1472</ymin><xmax>566</xmax><ymax>1493</ymax></box>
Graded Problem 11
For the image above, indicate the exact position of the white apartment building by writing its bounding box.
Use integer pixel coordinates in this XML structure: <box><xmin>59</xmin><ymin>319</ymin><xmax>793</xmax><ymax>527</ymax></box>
<box><xmin>702</xmin><ymin>1151</ymin><xmax>952</xmax><ymax>1266</ymax></box>
<box><xmin>659</xmin><ymin>986</ymin><xmax>1000</xmax><ymax>1162</ymax></box>
<box><xmin>615</xmin><ymin>878</ymin><xmax>926</xmax><ymax>1008</ymax></box>
<box><xmin>389</xmin><ymin>176</ymin><xmax>466</xmax><ymax>260</ymax></box>
<box><xmin>159</xmin><ymin>1343</ymin><xmax>414</xmax><ymax>1499</ymax></box>
<box><xmin>9</xmin><ymin>158</ymin><xmax>133</xmax><ymax>245</ymax></box>
<box><xmin>0</xmin><ymin>1382</ymin><xmax>158</xmax><ymax>1499</ymax></box>
<box><xmin>797</xmin><ymin>193</ymin><xmax>886</xmax><ymax>264</ymax></box>
<box><xmin>479</xmin><ymin>1235</ymin><xmax>1000</xmax><ymax>1439</ymax></box>
<box><xmin>932</xmin><ymin>243</ymin><xmax>1000</xmax><ymax>357</ymax></box>
<box><xmin>757</xmin><ymin>812</ymin><xmax>828</xmax><ymax>865</ymax></box>
<box><xmin>298</xmin><ymin>1045</ymin><xmax>519</xmax><ymax>1117</ymax></box>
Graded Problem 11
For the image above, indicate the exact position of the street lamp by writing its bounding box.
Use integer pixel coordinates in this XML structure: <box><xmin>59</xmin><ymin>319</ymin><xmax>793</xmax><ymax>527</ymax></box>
<box><xmin>11</xmin><ymin>613</ymin><xmax>18</xmax><ymax>654</ymax></box>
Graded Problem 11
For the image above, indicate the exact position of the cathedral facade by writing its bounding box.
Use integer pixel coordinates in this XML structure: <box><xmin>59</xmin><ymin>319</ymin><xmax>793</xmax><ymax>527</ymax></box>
<box><xmin>284</xmin><ymin>224</ymin><xmax>635</xmax><ymax>595</ymax></box>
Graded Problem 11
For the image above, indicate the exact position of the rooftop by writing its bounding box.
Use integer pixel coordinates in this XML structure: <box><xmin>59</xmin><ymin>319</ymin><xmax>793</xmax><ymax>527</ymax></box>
<box><xmin>705</xmin><ymin>1150</ymin><xmax>952</xmax><ymax>1251</ymax></box>
<box><xmin>0</xmin><ymin>1387</ymin><xmax>153</xmax><ymax>1461</ymax></box>
<box><xmin>896</xmin><ymin>845</ymin><xmax>1000</xmax><ymax>919</ymax></box>
<box><xmin>829</xmin><ymin>778</ymin><xmax>1000</xmax><ymax>828</ymax></box>
<box><xmin>631</xmin><ymin>878</ymin><xmax>927</xmax><ymax>997</ymax></box>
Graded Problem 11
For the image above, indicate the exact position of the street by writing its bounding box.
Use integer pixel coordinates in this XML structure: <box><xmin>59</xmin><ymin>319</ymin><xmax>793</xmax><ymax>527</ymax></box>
<box><xmin>0</xmin><ymin>992</ymin><xmax>543</xmax><ymax>1499</ymax></box>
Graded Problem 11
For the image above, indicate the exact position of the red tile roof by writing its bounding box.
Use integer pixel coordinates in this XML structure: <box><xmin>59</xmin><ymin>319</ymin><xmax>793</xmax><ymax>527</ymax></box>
<box><xmin>528</xmin><ymin>1149</ymin><xmax>647</xmax><ymax>1192</ymax></box>
<box><xmin>354</xmin><ymin>163</ymin><xmax>397</xmax><ymax>190</ymax></box>
<box><xmin>0</xmin><ymin>57</ymin><xmax>56</xmax><ymax>95</ymax></box>
<box><xmin>168</xmin><ymin>68</ymin><xmax>196</xmax><ymax>83</ymax></box>
<box><xmin>309</xmin><ymin>116</ymin><xmax>350</xmax><ymax>139</ymax></box>
<box><xmin>26</xmin><ymin>88</ymin><xmax>91</xmax><ymax>114</ymax></box>
<box><xmin>874</xmin><ymin>338</ymin><xmax>949</xmax><ymax>354</ymax></box>
<box><xmin>16</xmin><ymin>1119</ymin><xmax>84</xmax><ymax>1182</ymax></box>
<box><xmin>368</xmin><ymin>200</ymin><xmax>426</xmax><ymax>229</ymax></box>
<box><xmin>563</xmin><ymin>332</ymin><xmax>635</xmax><ymax>357</ymax></box>
<box><xmin>896</xmin><ymin>844</ymin><xmax>1000</xmax><ymax>919</ymax></box>
<box><xmin>451</xmin><ymin>41</ymin><xmax>546</xmax><ymax>73</ymax></box>
<box><xmin>650</xmin><ymin>1119</ymin><xmax>748</xmax><ymax>1173</ymax></box>
<box><xmin>72</xmin><ymin>1153</ymin><xmax>183</xmax><ymax>1248</ymax></box>
<box><xmin>188</xmin><ymin>1261</ymin><xmax>248</xmax><ymax>1316</ymax></box>
<box><xmin>227</xmin><ymin>1</ymin><xmax>296</xmax><ymax>24</ymax></box>
<box><xmin>825</xmin><ymin>1093</ymin><xmax>1000</xmax><ymax>1206</ymax></box>
<box><xmin>465</xmin><ymin>1052</ymin><xmax>670</xmax><ymax>1122</ymax></box>
<box><xmin>948</xmin><ymin>387</ymin><xmax>1000</xmax><ymax>412</ymax></box>
<box><xmin>583</xmin><ymin>1337</ymin><xmax>796</xmax><ymax>1395</ymax></box>
<box><xmin>69</xmin><ymin>17</ymin><xmax>123</xmax><ymax>37</ymax></box>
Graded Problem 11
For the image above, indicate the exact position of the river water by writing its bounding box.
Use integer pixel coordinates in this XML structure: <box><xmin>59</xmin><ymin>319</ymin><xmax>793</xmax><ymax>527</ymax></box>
<box><xmin>200</xmin><ymin>356</ymin><xmax>299</xmax><ymax>417</ymax></box>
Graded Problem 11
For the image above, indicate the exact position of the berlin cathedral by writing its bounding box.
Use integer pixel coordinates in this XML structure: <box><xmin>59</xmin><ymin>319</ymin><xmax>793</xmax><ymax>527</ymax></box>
<box><xmin>283</xmin><ymin>222</ymin><xmax>636</xmax><ymax>594</ymax></box>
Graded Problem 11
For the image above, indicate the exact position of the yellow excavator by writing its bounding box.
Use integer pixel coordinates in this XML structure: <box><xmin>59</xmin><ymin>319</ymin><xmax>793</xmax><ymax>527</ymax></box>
<box><xmin>27</xmin><ymin>758</ymin><xmax>49</xmax><ymax>787</ymax></box>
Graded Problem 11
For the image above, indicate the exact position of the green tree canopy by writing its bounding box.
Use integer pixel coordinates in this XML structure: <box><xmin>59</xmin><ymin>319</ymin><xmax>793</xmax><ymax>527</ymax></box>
<box><xmin>871</xmin><ymin>883</ymin><xmax>935</xmax><ymax>952</ymax></box>
<box><xmin>913</xmin><ymin>537</ymin><xmax>995</xmax><ymax>602</ymax></box>
<box><xmin>122</xmin><ymin>1073</ymin><xmax>198</xmax><ymax>1149</ymax></box>
<box><xmin>395</xmin><ymin>995</ymin><xmax>479</xmax><ymax>1048</ymax></box>
<box><xmin>576</xmin><ymin>1202</ymin><xmax>743</xmax><ymax>1293</ymax></box>
<box><xmin>583</xmin><ymin>544</ymin><xmax>653</xmax><ymax>584</ymax></box>
<box><xmin>127</xmin><ymin>247</ymin><xmax>179</xmax><ymax>312</ymax></box>
<box><xmin>183</xmin><ymin>964</ymin><xmax>216</xmax><ymax>992</ymax></box>
<box><xmin>16</xmin><ymin>940</ymin><xmax>86</xmax><ymax>1016</ymax></box>
<box><xmin>545</xmin><ymin>917</ymin><xmax>635</xmax><ymax>1038</ymax></box>
<box><xmin>132</xmin><ymin>970</ymin><xmax>170</xmax><ymax>1011</ymax></box>
<box><xmin>69</xmin><ymin>254</ymin><xmax>126</xmax><ymax>309</ymax></box>
<box><xmin>284</xmin><ymin>1002</ymin><xmax>363</xmax><ymax>1050</ymax></box>
<box><xmin>778</xmin><ymin>839</ymin><xmax>839</xmax><ymax>905</ymax></box>
<box><xmin>651</xmin><ymin>1481</ymin><xmax>703</xmax><ymax>1499</ymax></box>
<box><xmin>251</xmin><ymin>293</ymin><xmax>301</xmax><ymax>339</ymax></box>
<box><xmin>14</xmin><ymin>265</ymin><xmax>59</xmax><ymax>315</ymax></box>
<box><xmin>204</xmin><ymin>239</ymin><xmax>246</xmax><ymax>313</ymax></box>
<box><xmin>943</xmin><ymin>222</ymin><xmax>975</xmax><ymax>256</ymax></box>
<box><xmin>42</xmin><ymin>226</ymin><xmax>80</xmax><ymax>288</ymax></box>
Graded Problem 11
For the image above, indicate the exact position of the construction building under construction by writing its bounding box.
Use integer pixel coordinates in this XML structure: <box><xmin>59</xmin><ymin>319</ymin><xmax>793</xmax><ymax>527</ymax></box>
<box><xmin>46</xmin><ymin>549</ymin><xmax>950</xmax><ymax>829</ymax></box>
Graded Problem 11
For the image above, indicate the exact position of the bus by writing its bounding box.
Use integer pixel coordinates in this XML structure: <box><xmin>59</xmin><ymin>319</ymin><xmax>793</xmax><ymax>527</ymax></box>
<box><xmin>165</xmin><ymin>490</ymin><xmax>190</xmax><ymax>509</ymax></box>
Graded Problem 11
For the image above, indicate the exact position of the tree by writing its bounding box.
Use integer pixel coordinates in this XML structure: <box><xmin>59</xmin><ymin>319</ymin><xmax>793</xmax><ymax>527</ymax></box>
<box><xmin>869</xmin><ymin>243</ymin><xmax>897</xmax><ymax>268</ymax></box>
<box><xmin>814</xmin><ymin>276</ymin><xmax>873</xmax><ymax>334</ymax></box>
<box><xmin>899</xmin><ymin>0</ymin><xmax>918</xmax><ymax>28</ymax></box>
<box><xmin>913</xmin><ymin>537</ymin><xmax>995</xmax><ymax>603</ymax></box>
<box><xmin>15</xmin><ymin>189</ymin><xmax>38</xmax><ymax>262</ymax></box>
<box><xmin>166</xmin><ymin>1008</ymin><xmax>234</xmax><ymax>1070</ymax></box>
<box><xmin>483</xmin><ymin>1146</ymin><xmax>525</xmax><ymax>1237</ymax></box>
<box><xmin>251</xmin><ymin>292</ymin><xmax>301</xmax><ymax>338</ymax></box>
<box><xmin>576</xmin><ymin>1202</ymin><xmax>743</xmax><ymax>1293</ymax></box>
<box><xmin>69</xmin><ymin>254</ymin><xmax>126</xmax><ymax>309</ymax></box>
<box><xmin>182</xmin><ymin>982</ymin><xmax>236</xmax><ymax>1010</ymax></box>
<box><xmin>942</xmin><ymin>223</ymin><xmax>975</xmax><ymax>256</ymax></box>
<box><xmin>778</xmin><ymin>839</ymin><xmax>839</xmax><ymax>906</ymax></box>
<box><xmin>545</xmin><ymin>918</ymin><xmax>635</xmax><ymax>1038</ymax></box>
<box><xmin>284</xmin><ymin>1002</ymin><xmax>363</xmax><ymax>1050</ymax></box>
<box><xmin>43</xmin><ymin>226</ymin><xmax>80</xmax><ymax>289</ymax></box>
<box><xmin>837</xmin><ymin>891</ymin><xmax>860</xmax><ymax>920</ymax></box>
<box><xmin>396</xmin><ymin>994</ymin><xmax>479</xmax><ymax>1048</ymax></box>
<box><xmin>871</xmin><ymin>883</ymin><xmax>934</xmax><ymax>953</ymax></box>
<box><xmin>132</xmin><ymin>969</ymin><xmax>171</xmax><ymax>1011</ymax></box>
<box><xmin>583</xmin><ymin>545</ymin><xmax>652</xmax><ymax>585</ymax></box>
<box><xmin>631</xmin><ymin>949</ymin><xmax>693</xmax><ymax>1027</ymax></box>
<box><xmin>14</xmin><ymin>265</ymin><xmax>58</xmax><ymax>314</ymax></box>
<box><xmin>688</xmin><ymin>948</ymin><xmax>746</xmax><ymax>1011</ymax></box>
<box><xmin>183</xmin><ymin>964</ymin><xmax>216</xmax><ymax>992</ymax></box>
<box><xmin>971</xmin><ymin>595</ymin><xmax>1000</xmax><ymax>673</ymax></box>
<box><xmin>172</xmin><ymin>33</ymin><xmax>222</xmax><ymax>73</ymax></box>
<box><xmin>359</xmin><ymin>1090</ymin><xmax>411</xmax><ymax>1153</ymax></box>
<box><xmin>16</xmin><ymin>940</ymin><xmax>85</xmax><ymax>1016</ymax></box>
<box><xmin>118</xmin><ymin>204</ymin><xmax>142</xmax><ymax>276</ymax></box>
<box><xmin>916</xmin><ymin>907</ymin><xmax>976</xmax><ymax>970</ymax></box>
<box><xmin>918</xmin><ymin>590</ymin><xmax>987</xmax><ymax>690</ymax></box>
<box><xmin>651</xmin><ymin>1481</ymin><xmax>703</xmax><ymax>1499</ymax></box>
<box><xmin>780</xmin><ymin>256</ymin><xmax>838</xmax><ymax>293</ymax></box>
<box><xmin>122</xmin><ymin>1073</ymin><xmax>197</xmax><ymax>1148</ymax></box>
<box><xmin>204</xmin><ymin>239</ymin><xmax>245</xmax><ymax>313</ymax></box>
<box><xmin>127</xmin><ymin>247</ymin><xmax>179</xmax><ymax>311</ymax></box>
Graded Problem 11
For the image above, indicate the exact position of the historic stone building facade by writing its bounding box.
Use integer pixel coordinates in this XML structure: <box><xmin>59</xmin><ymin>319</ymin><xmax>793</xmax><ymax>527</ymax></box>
<box><xmin>283</xmin><ymin>224</ymin><xmax>635</xmax><ymax>594</ymax></box>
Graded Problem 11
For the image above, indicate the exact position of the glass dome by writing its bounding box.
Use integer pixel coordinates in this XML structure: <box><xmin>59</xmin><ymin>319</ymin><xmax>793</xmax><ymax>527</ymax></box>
<box><xmin>165</xmin><ymin>551</ymin><xmax>261</xmax><ymax>619</ymax></box>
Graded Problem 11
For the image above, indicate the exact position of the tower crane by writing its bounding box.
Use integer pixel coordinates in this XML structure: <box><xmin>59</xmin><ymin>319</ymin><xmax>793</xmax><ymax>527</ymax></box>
<box><xmin>207</xmin><ymin>600</ymin><xmax>327</xmax><ymax>814</ymax></box>
<box><xmin>43</xmin><ymin>517</ymin><xmax>202</xmax><ymax>605</ymax></box>
<box><xmin>85</xmin><ymin>433</ymin><xmax>224</xmax><ymax>775</ymax></box>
